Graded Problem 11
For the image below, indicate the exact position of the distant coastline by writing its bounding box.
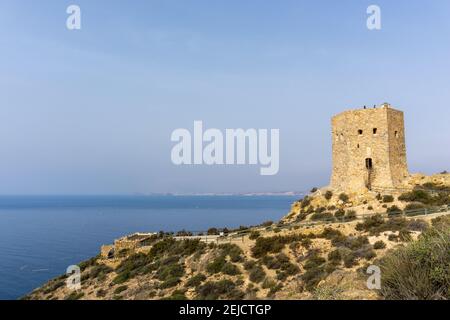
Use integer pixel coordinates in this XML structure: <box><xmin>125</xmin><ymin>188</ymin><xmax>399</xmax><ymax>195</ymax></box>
<box><xmin>135</xmin><ymin>192</ymin><xmax>307</xmax><ymax>197</ymax></box>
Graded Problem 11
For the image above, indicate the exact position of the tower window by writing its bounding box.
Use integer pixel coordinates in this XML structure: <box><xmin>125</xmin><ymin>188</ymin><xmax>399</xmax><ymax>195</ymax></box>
<box><xmin>373</xmin><ymin>128</ymin><xmax>377</xmax><ymax>135</ymax></box>
<box><xmin>357</xmin><ymin>144</ymin><xmax>360</xmax><ymax>149</ymax></box>
<box><xmin>358</xmin><ymin>129</ymin><xmax>363</xmax><ymax>135</ymax></box>
<box><xmin>365</xmin><ymin>158</ymin><xmax>373</xmax><ymax>169</ymax></box>
<box><xmin>395</xmin><ymin>131</ymin><xmax>399</xmax><ymax>138</ymax></box>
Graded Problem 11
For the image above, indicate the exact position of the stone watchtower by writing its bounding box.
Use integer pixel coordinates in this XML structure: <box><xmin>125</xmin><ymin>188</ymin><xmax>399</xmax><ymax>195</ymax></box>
<box><xmin>330</xmin><ymin>103</ymin><xmax>409</xmax><ymax>192</ymax></box>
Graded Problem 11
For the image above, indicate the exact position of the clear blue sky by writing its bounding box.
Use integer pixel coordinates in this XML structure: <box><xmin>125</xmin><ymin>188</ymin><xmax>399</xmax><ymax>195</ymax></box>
<box><xmin>0</xmin><ymin>0</ymin><xmax>449</xmax><ymax>194</ymax></box>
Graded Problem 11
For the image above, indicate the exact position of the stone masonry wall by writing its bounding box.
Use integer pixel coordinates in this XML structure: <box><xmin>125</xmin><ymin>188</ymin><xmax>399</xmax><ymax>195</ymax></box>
<box><xmin>330</xmin><ymin>104</ymin><xmax>408</xmax><ymax>193</ymax></box>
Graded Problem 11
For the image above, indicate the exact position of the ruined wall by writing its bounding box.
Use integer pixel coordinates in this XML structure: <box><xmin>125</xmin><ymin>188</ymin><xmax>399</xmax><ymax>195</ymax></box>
<box><xmin>100</xmin><ymin>245</ymin><xmax>114</xmax><ymax>259</ymax></box>
<box><xmin>330</xmin><ymin>104</ymin><xmax>408</xmax><ymax>192</ymax></box>
<box><xmin>114</xmin><ymin>239</ymin><xmax>139</xmax><ymax>253</ymax></box>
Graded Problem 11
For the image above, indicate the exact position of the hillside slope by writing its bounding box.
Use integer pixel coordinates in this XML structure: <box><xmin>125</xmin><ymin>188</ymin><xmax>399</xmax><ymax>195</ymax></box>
<box><xmin>24</xmin><ymin>212</ymin><xmax>449</xmax><ymax>300</ymax></box>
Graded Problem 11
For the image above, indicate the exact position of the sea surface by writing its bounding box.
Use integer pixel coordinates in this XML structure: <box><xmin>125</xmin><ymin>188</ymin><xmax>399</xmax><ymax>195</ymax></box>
<box><xmin>0</xmin><ymin>195</ymin><xmax>297</xmax><ymax>300</ymax></box>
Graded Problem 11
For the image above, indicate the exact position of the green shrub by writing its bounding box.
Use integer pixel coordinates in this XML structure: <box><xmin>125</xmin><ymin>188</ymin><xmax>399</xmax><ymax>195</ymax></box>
<box><xmin>262</xmin><ymin>277</ymin><xmax>277</xmax><ymax>290</ymax></box>
<box><xmin>219</xmin><ymin>244</ymin><xmax>243</xmax><ymax>262</ymax></box>
<box><xmin>331</xmin><ymin>235</ymin><xmax>369</xmax><ymax>250</ymax></box>
<box><xmin>327</xmin><ymin>250</ymin><xmax>342</xmax><ymax>263</ymax></box>
<box><xmin>88</xmin><ymin>264</ymin><xmax>113</xmax><ymax>280</ymax></box>
<box><xmin>221</xmin><ymin>263</ymin><xmax>241</xmax><ymax>276</ymax></box>
<box><xmin>339</xmin><ymin>193</ymin><xmax>349</xmax><ymax>203</ymax></box>
<box><xmin>357</xmin><ymin>214</ymin><xmax>384</xmax><ymax>230</ymax></box>
<box><xmin>310</xmin><ymin>212</ymin><xmax>334</xmax><ymax>222</ymax></box>
<box><xmin>114</xmin><ymin>285</ymin><xmax>128</xmax><ymax>294</ymax></box>
<box><xmin>324</xmin><ymin>262</ymin><xmax>339</xmax><ymax>274</ymax></box>
<box><xmin>252</xmin><ymin>237</ymin><xmax>284</xmax><ymax>258</ymax></box>
<box><xmin>163</xmin><ymin>290</ymin><xmax>187</xmax><ymax>300</ymax></box>
<box><xmin>380</xmin><ymin>227</ymin><xmax>450</xmax><ymax>299</ymax></box>
<box><xmin>243</xmin><ymin>260</ymin><xmax>257</xmax><ymax>271</ymax></box>
<box><xmin>295</xmin><ymin>213</ymin><xmax>308</xmax><ymax>222</ymax></box>
<box><xmin>149</xmin><ymin>238</ymin><xmax>205</xmax><ymax>259</ymax></box>
<box><xmin>316</xmin><ymin>207</ymin><xmax>327</xmax><ymax>214</ymax></box>
<box><xmin>196</xmin><ymin>280</ymin><xmax>244</xmax><ymax>300</ymax></box>
<box><xmin>261</xmin><ymin>255</ymin><xmax>281</xmax><ymax>270</ymax></box>
<box><xmin>302</xmin><ymin>258</ymin><xmax>327</xmax><ymax>291</ymax></box>
<box><xmin>249</xmin><ymin>231</ymin><xmax>261</xmax><ymax>240</ymax></box>
<box><xmin>404</xmin><ymin>202</ymin><xmax>426</xmax><ymax>211</ymax></box>
<box><xmin>43</xmin><ymin>279</ymin><xmax>65</xmax><ymax>294</ymax></box>
<box><xmin>342</xmin><ymin>251</ymin><xmax>357</xmax><ymax>268</ymax></box>
<box><xmin>112</xmin><ymin>272</ymin><xmax>130</xmax><ymax>285</ymax></box>
<box><xmin>64</xmin><ymin>291</ymin><xmax>84</xmax><ymax>300</ymax></box>
<box><xmin>283</xmin><ymin>262</ymin><xmax>300</xmax><ymax>276</ymax></box>
<box><xmin>388</xmin><ymin>234</ymin><xmax>399</xmax><ymax>242</ymax></box>
<box><xmin>398</xmin><ymin>229</ymin><xmax>413</xmax><ymax>242</ymax></box>
<box><xmin>115</xmin><ymin>253</ymin><xmax>151</xmax><ymax>279</ymax></box>
<box><xmin>345</xmin><ymin>210</ymin><xmax>357</xmax><ymax>221</ymax></box>
<box><xmin>304</xmin><ymin>253</ymin><xmax>326</xmax><ymax>270</ymax></box>
<box><xmin>185</xmin><ymin>273</ymin><xmax>207</xmax><ymax>288</ymax></box>
<box><xmin>96</xmin><ymin>289</ymin><xmax>107</xmax><ymax>298</ymax></box>
<box><xmin>397</xmin><ymin>185</ymin><xmax>450</xmax><ymax>206</ymax></box>
<box><xmin>251</xmin><ymin>234</ymin><xmax>305</xmax><ymax>258</ymax></box>
<box><xmin>276</xmin><ymin>271</ymin><xmax>288</xmax><ymax>281</ymax></box>
<box><xmin>386</xmin><ymin>205</ymin><xmax>402</xmax><ymax>216</ymax></box>
<box><xmin>431</xmin><ymin>215</ymin><xmax>450</xmax><ymax>230</ymax></box>
<box><xmin>207</xmin><ymin>228</ymin><xmax>219</xmax><ymax>235</ymax></box>
<box><xmin>301</xmin><ymin>238</ymin><xmax>312</xmax><ymax>249</ymax></box>
<box><xmin>406</xmin><ymin>219</ymin><xmax>429</xmax><ymax>232</ymax></box>
<box><xmin>319</xmin><ymin>227</ymin><xmax>344</xmax><ymax>240</ymax></box>
<box><xmin>353</xmin><ymin>245</ymin><xmax>376</xmax><ymax>260</ymax></box>
<box><xmin>156</xmin><ymin>262</ymin><xmax>185</xmax><ymax>281</ymax></box>
<box><xmin>206</xmin><ymin>256</ymin><xmax>226</xmax><ymax>274</ymax></box>
<box><xmin>324</xmin><ymin>191</ymin><xmax>333</xmax><ymax>200</ymax></box>
<box><xmin>383</xmin><ymin>217</ymin><xmax>409</xmax><ymax>231</ymax></box>
<box><xmin>301</xmin><ymin>196</ymin><xmax>311</xmax><ymax>208</ymax></box>
<box><xmin>334</xmin><ymin>209</ymin><xmax>345</xmax><ymax>219</ymax></box>
<box><xmin>78</xmin><ymin>256</ymin><xmax>99</xmax><ymax>271</ymax></box>
<box><xmin>159</xmin><ymin>277</ymin><xmax>181</xmax><ymax>289</ymax></box>
<box><xmin>398</xmin><ymin>189</ymin><xmax>430</xmax><ymax>203</ymax></box>
<box><xmin>269</xmin><ymin>253</ymin><xmax>299</xmax><ymax>276</ymax></box>
<box><xmin>310</xmin><ymin>187</ymin><xmax>318</xmax><ymax>193</ymax></box>
<box><xmin>261</xmin><ymin>221</ymin><xmax>274</xmax><ymax>227</ymax></box>
<box><xmin>383</xmin><ymin>195</ymin><xmax>395</xmax><ymax>203</ymax></box>
<box><xmin>312</xmin><ymin>284</ymin><xmax>344</xmax><ymax>300</ymax></box>
<box><xmin>373</xmin><ymin>240</ymin><xmax>386</xmax><ymax>250</ymax></box>
<box><xmin>268</xmin><ymin>284</ymin><xmax>283</xmax><ymax>297</ymax></box>
<box><xmin>249</xmin><ymin>265</ymin><xmax>266</xmax><ymax>283</ymax></box>
<box><xmin>176</xmin><ymin>230</ymin><xmax>193</xmax><ymax>237</ymax></box>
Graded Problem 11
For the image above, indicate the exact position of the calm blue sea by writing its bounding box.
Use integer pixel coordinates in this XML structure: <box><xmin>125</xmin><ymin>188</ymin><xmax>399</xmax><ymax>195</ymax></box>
<box><xmin>0</xmin><ymin>195</ymin><xmax>296</xmax><ymax>300</ymax></box>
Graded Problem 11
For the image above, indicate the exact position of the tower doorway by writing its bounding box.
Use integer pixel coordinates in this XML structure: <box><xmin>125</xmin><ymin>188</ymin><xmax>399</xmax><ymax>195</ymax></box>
<box><xmin>365</xmin><ymin>158</ymin><xmax>373</xmax><ymax>170</ymax></box>
<box><xmin>365</xmin><ymin>158</ymin><xmax>373</xmax><ymax>190</ymax></box>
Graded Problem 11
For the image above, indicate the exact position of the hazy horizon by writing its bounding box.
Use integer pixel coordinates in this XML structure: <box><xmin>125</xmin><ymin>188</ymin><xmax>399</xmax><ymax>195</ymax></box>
<box><xmin>1</xmin><ymin>1</ymin><xmax>449</xmax><ymax>195</ymax></box>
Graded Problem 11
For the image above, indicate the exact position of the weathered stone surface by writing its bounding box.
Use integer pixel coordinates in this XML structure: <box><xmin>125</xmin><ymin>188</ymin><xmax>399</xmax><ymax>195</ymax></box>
<box><xmin>330</xmin><ymin>103</ymin><xmax>409</xmax><ymax>193</ymax></box>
